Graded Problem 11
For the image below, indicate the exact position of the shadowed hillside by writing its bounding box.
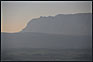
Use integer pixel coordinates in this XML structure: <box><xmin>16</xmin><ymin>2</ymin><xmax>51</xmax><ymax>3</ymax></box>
<box><xmin>1</xmin><ymin>13</ymin><xmax>92</xmax><ymax>49</ymax></box>
<box><xmin>21</xmin><ymin>13</ymin><xmax>92</xmax><ymax>36</ymax></box>
<box><xmin>1</xmin><ymin>32</ymin><xmax>92</xmax><ymax>49</ymax></box>
<box><xmin>1</xmin><ymin>13</ymin><xmax>92</xmax><ymax>61</ymax></box>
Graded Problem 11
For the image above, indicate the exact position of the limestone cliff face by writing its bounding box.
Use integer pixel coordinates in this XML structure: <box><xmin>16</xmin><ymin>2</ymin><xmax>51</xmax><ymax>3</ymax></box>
<box><xmin>21</xmin><ymin>13</ymin><xmax>92</xmax><ymax>36</ymax></box>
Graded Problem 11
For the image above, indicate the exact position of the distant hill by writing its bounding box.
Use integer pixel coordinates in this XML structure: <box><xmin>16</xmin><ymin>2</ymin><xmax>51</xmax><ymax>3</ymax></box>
<box><xmin>1</xmin><ymin>13</ymin><xmax>92</xmax><ymax>50</ymax></box>
<box><xmin>21</xmin><ymin>13</ymin><xmax>92</xmax><ymax>36</ymax></box>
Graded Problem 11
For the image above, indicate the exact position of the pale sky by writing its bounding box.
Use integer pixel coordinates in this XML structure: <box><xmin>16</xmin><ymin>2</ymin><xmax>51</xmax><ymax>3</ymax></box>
<box><xmin>1</xmin><ymin>1</ymin><xmax>92</xmax><ymax>33</ymax></box>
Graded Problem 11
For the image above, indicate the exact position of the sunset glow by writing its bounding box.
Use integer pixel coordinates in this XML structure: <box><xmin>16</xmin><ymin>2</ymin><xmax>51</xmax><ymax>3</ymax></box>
<box><xmin>1</xmin><ymin>1</ymin><xmax>92</xmax><ymax>33</ymax></box>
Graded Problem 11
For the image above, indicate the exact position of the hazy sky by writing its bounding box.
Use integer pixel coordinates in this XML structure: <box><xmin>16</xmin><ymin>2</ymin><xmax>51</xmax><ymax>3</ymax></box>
<box><xmin>1</xmin><ymin>1</ymin><xmax>92</xmax><ymax>33</ymax></box>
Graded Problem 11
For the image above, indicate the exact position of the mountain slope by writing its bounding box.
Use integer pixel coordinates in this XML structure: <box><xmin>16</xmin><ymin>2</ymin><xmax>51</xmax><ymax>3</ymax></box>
<box><xmin>21</xmin><ymin>13</ymin><xmax>92</xmax><ymax>36</ymax></box>
<box><xmin>1</xmin><ymin>13</ymin><xmax>92</xmax><ymax>50</ymax></box>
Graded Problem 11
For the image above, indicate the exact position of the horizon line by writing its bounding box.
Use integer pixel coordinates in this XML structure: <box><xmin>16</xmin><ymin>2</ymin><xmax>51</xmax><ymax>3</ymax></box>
<box><xmin>1</xmin><ymin>12</ymin><xmax>92</xmax><ymax>33</ymax></box>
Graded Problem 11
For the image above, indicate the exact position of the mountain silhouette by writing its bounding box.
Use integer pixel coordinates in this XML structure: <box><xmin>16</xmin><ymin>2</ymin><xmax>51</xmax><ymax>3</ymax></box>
<box><xmin>1</xmin><ymin>13</ymin><xmax>92</xmax><ymax>50</ymax></box>
<box><xmin>21</xmin><ymin>13</ymin><xmax>92</xmax><ymax>36</ymax></box>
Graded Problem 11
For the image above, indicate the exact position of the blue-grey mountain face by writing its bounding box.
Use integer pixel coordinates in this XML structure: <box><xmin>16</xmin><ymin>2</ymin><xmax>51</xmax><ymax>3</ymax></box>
<box><xmin>21</xmin><ymin>13</ymin><xmax>92</xmax><ymax>36</ymax></box>
<box><xmin>1</xmin><ymin>13</ymin><xmax>92</xmax><ymax>61</ymax></box>
<box><xmin>1</xmin><ymin>13</ymin><xmax>92</xmax><ymax>49</ymax></box>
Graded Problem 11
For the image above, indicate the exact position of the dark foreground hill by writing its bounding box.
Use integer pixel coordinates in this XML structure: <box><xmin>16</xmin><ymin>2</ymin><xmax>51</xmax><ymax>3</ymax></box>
<box><xmin>1</xmin><ymin>32</ymin><xmax>92</xmax><ymax>50</ymax></box>
<box><xmin>1</xmin><ymin>32</ymin><xmax>92</xmax><ymax>61</ymax></box>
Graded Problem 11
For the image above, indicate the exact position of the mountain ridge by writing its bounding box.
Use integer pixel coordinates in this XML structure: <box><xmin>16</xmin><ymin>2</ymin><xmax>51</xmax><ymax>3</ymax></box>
<box><xmin>1</xmin><ymin>13</ymin><xmax>92</xmax><ymax>49</ymax></box>
<box><xmin>21</xmin><ymin>13</ymin><xmax>92</xmax><ymax>36</ymax></box>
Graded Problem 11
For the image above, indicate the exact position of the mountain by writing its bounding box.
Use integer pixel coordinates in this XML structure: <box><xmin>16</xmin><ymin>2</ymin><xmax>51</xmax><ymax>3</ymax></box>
<box><xmin>21</xmin><ymin>13</ymin><xmax>92</xmax><ymax>36</ymax></box>
<box><xmin>1</xmin><ymin>13</ymin><xmax>92</xmax><ymax>50</ymax></box>
<box><xmin>1</xmin><ymin>13</ymin><xmax>92</xmax><ymax>61</ymax></box>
